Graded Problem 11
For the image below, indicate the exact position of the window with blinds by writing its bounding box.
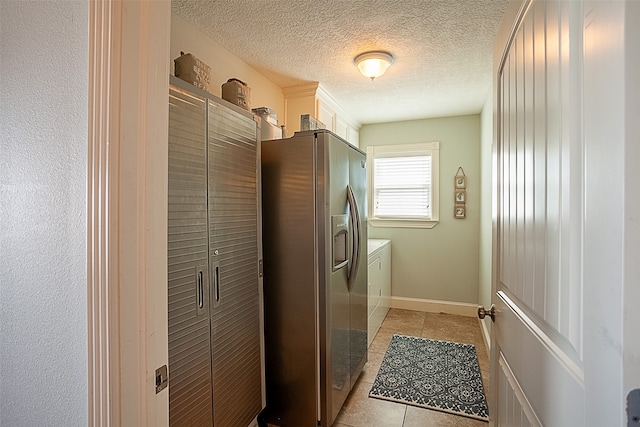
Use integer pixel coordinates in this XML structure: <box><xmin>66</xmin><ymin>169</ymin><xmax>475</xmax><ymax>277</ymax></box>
<box><xmin>366</xmin><ymin>142</ymin><xmax>440</xmax><ymax>228</ymax></box>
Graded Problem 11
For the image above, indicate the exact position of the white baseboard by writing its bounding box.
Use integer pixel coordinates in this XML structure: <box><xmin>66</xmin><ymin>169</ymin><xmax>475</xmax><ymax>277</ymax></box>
<box><xmin>390</xmin><ymin>296</ymin><xmax>492</xmax><ymax>357</ymax></box>
<box><xmin>390</xmin><ymin>296</ymin><xmax>479</xmax><ymax>317</ymax></box>
<box><xmin>479</xmin><ymin>317</ymin><xmax>491</xmax><ymax>357</ymax></box>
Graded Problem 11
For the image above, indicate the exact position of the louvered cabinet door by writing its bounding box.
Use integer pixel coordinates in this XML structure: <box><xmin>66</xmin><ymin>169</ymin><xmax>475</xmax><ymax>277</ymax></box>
<box><xmin>207</xmin><ymin>100</ymin><xmax>263</xmax><ymax>426</ymax></box>
<box><xmin>168</xmin><ymin>85</ymin><xmax>212</xmax><ymax>427</ymax></box>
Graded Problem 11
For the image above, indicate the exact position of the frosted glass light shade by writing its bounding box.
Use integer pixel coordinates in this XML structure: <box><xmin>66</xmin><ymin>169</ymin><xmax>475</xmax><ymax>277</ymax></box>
<box><xmin>354</xmin><ymin>51</ymin><xmax>394</xmax><ymax>81</ymax></box>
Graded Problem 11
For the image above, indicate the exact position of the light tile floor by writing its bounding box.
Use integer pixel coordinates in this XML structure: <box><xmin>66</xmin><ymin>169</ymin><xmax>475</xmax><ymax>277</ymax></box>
<box><xmin>333</xmin><ymin>308</ymin><xmax>490</xmax><ymax>427</ymax></box>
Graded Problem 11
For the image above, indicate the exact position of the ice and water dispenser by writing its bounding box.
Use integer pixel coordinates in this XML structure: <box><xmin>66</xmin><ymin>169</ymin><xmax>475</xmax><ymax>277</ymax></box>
<box><xmin>332</xmin><ymin>214</ymin><xmax>349</xmax><ymax>271</ymax></box>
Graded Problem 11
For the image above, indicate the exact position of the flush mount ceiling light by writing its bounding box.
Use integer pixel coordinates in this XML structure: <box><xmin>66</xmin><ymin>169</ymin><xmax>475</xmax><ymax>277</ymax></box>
<box><xmin>354</xmin><ymin>51</ymin><xmax>395</xmax><ymax>81</ymax></box>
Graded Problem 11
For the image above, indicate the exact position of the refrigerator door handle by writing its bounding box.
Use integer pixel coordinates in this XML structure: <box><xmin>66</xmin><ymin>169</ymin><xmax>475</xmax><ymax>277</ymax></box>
<box><xmin>347</xmin><ymin>185</ymin><xmax>361</xmax><ymax>290</ymax></box>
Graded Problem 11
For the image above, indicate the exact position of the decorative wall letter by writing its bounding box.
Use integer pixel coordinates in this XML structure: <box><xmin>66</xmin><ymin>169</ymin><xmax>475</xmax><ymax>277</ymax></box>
<box><xmin>454</xmin><ymin>167</ymin><xmax>466</xmax><ymax>219</ymax></box>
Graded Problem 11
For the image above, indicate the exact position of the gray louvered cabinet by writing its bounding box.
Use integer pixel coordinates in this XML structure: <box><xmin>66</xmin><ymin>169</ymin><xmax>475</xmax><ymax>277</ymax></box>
<box><xmin>168</xmin><ymin>76</ymin><xmax>264</xmax><ymax>427</ymax></box>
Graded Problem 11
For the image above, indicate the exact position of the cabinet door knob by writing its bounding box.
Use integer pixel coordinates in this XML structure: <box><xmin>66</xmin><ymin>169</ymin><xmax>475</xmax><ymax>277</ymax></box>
<box><xmin>477</xmin><ymin>304</ymin><xmax>496</xmax><ymax>322</ymax></box>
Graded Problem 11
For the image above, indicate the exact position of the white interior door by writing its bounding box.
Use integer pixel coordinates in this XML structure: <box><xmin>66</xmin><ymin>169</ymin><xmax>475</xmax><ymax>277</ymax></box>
<box><xmin>492</xmin><ymin>1</ymin><xmax>585</xmax><ymax>424</ymax></box>
<box><xmin>490</xmin><ymin>0</ymin><xmax>637</xmax><ymax>425</ymax></box>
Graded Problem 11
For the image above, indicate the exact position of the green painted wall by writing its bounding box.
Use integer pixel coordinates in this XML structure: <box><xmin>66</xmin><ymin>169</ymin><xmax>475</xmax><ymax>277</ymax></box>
<box><xmin>360</xmin><ymin>115</ymin><xmax>481</xmax><ymax>304</ymax></box>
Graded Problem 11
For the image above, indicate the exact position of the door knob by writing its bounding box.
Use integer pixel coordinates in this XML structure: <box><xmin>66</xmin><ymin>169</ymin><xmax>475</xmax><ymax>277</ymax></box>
<box><xmin>477</xmin><ymin>304</ymin><xmax>496</xmax><ymax>322</ymax></box>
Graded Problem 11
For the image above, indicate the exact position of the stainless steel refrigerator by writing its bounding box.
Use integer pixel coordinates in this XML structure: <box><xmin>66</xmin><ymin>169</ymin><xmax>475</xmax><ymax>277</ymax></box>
<box><xmin>260</xmin><ymin>130</ymin><xmax>367</xmax><ymax>427</ymax></box>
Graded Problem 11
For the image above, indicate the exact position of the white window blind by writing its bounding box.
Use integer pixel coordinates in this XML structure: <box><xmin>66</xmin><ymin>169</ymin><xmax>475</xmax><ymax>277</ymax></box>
<box><xmin>373</xmin><ymin>156</ymin><xmax>431</xmax><ymax>217</ymax></box>
<box><xmin>367</xmin><ymin>142</ymin><xmax>439</xmax><ymax>228</ymax></box>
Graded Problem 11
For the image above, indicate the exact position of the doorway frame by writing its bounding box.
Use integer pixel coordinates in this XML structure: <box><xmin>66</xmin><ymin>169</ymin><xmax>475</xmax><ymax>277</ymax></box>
<box><xmin>87</xmin><ymin>1</ymin><xmax>171</xmax><ymax>425</ymax></box>
<box><xmin>86</xmin><ymin>0</ymin><xmax>640</xmax><ymax>425</ymax></box>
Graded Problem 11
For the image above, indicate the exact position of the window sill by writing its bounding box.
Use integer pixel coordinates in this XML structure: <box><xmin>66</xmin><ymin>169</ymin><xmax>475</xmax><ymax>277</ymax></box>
<box><xmin>369</xmin><ymin>218</ymin><xmax>439</xmax><ymax>229</ymax></box>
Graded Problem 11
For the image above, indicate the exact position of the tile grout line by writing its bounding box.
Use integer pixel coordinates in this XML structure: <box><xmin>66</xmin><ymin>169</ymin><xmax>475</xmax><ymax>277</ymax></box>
<box><xmin>400</xmin><ymin>404</ymin><xmax>408</xmax><ymax>427</ymax></box>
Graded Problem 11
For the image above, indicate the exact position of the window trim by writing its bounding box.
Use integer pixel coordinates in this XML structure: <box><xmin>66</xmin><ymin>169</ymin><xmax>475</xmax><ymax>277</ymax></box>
<box><xmin>366</xmin><ymin>142</ymin><xmax>440</xmax><ymax>229</ymax></box>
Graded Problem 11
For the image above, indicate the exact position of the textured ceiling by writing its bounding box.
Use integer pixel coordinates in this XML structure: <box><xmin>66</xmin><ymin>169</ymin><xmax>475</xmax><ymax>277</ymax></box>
<box><xmin>172</xmin><ymin>0</ymin><xmax>509</xmax><ymax>125</ymax></box>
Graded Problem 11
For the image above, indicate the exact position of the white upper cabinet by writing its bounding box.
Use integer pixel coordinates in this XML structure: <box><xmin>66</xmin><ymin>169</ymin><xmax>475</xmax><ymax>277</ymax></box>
<box><xmin>282</xmin><ymin>82</ymin><xmax>361</xmax><ymax>147</ymax></box>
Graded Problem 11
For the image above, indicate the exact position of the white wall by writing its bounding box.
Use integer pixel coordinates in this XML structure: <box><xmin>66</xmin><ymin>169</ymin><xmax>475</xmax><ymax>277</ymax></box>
<box><xmin>170</xmin><ymin>14</ymin><xmax>285</xmax><ymax>119</ymax></box>
<box><xmin>0</xmin><ymin>1</ymin><xmax>88</xmax><ymax>425</ymax></box>
<box><xmin>360</xmin><ymin>115</ymin><xmax>481</xmax><ymax>304</ymax></box>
